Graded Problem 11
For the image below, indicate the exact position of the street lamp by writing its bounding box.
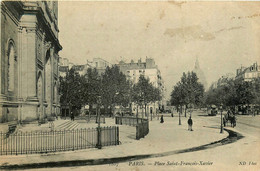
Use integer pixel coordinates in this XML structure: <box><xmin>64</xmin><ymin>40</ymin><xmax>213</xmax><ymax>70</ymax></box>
<box><xmin>96</xmin><ymin>96</ymin><xmax>102</xmax><ymax>149</ymax></box>
<box><xmin>112</xmin><ymin>92</ymin><xmax>120</xmax><ymax>118</ymax></box>
<box><xmin>220</xmin><ymin>103</ymin><xmax>223</xmax><ymax>133</ymax></box>
<box><xmin>188</xmin><ymin>103</ymin><xmax>193</xmax><ymax>118</ymax></box>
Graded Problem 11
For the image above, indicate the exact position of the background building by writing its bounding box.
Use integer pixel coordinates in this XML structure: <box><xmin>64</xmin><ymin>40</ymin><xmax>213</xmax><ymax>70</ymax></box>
<box><xmin>236</xmin><ymin>62</ymin><xmax>260</xmax><ymax>81</ymax></box>
<box><xmin>116</xmin><ymin>57</ymin><xmax>165</xmax><ymax>115</ymax></box>
<box><xmin>59</xmin><ymin>57</ymin><xmax>74</xmax><ymax>77</ymax></box>
<box><xmin>59</xmin><ymin>57</ymin><xmax>112</xmax><ymax>77</ymax></box>
<box><xmin>210</xmin><ymin>73</ymin><xmax>235</xmax><ymax>89</ymax></box>
<box><xmin>0</xmin><ymin>1</ymin><xmax>62</xmax><ymax>123</ymax></box>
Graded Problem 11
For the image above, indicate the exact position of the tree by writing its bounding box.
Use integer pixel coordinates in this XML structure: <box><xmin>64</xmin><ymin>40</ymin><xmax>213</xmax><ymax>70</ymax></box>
<box><xmin>171</xmin><ymin>72</ymin><xmax>204</xmax><ymax>117</ymax></box>
<box><xmin>205</xmin><ymin>77</ymin><xmax>260</xmax><ymax>114</ymax></box>
<box><xmin>252</xmin><ymin>78</ymin><xmax>260</xmax><ymax>105</ymax></box>
<box><xmin>132</xmin><ymin>75</ymin><xmax>162</xmax><ymax>119</ymax></box>
<box><xmin>60</xmin><ymin>68</ymin><xmax>84</xmax><ymax>116</ymax></box>
<box><xmin>101</xmin><ymin>65</ymin><xmax>131</xmax><ymax>116</ymax></box>
<box><xmin>82</xmin><ymin>68</ymin><xmax>101</xmax><ymax>115</ymax></box>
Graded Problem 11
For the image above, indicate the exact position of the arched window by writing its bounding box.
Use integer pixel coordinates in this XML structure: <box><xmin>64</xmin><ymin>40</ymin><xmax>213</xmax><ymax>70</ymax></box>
<box><xmin>7</xmin><ymin>43</ymin><xmax>15</xmax><ymax>91</ymax></box>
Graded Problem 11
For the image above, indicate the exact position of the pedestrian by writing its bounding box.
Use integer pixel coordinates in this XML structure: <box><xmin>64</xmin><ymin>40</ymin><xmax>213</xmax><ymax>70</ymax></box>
<box><xmin>71</xmin><ymin>111</ymin><xmax>74</xmax><ymax>121</ymax></box>
<box><xmin>187</xmin><ymin>116</ymin><xmax>193</xmax><ymax>131</ymax></box>
<box><xmin>160</xmin><ymin>115</ymin><xmax>164</xmax><ymax>123</ymax></box>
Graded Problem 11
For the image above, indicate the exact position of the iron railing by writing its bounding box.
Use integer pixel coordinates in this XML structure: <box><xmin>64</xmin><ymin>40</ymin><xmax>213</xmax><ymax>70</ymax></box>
<box><xmin>75</xmin><ymin>115</ymin><xmax>105</xmax><ymax>124</ymax></box>
<box><xmin>0</xmin><ymin>126</ymin><xmax>119</xmax><ymax>155</ymax></box>
<box><xmin>115</xmin><ymin>116</ymin><xmax>143</xmax><ymax>126</ymax></box>
<box><xmin>115</xmin><ymin>116</ymin><xmax>149</xmax><ymax>140</ymax></box>
<box><xmin>136</xmin><ymin>120</ymin><xmax>149</xmax><ymax>140</ymax></box>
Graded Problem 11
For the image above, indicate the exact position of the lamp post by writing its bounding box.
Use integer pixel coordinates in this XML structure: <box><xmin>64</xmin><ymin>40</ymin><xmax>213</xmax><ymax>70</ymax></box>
<box><xmin>188</xmin><ymin>103</ymin><xmax>193</xmax><ymax>118</ymax></box>
<box><xmin>220</xmin><ymin>103</ymin><xmax>223</xmax><ymax>134</ymax></box>
<box><xmin>96</xmin><ymin>96</ymin><xmax>102</xmax><ymax>149</ymax></box>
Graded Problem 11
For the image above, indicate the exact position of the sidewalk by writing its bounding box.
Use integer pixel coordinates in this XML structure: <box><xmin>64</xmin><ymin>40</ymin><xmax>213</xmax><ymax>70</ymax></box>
<box><xmin>0</xmin><ymin>116</ymin><xmax>228</xmax><ymax>168</ymax></box>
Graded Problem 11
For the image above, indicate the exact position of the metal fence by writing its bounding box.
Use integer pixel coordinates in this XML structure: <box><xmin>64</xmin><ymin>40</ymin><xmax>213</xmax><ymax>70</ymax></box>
<box><xmin>115</xmin><ymin>116</ymin><xmax>149</xmax><ymax>140</ymax></box>
<box><xmin>136</xmin><ymin>120</ymin><xmax>149</xmax><ymax>140</ymax></box>
<box><xmin>76</xmin><ymin>115</ymin><xmax>105</xmax><ymax>123</ymax></box>
<box><xmin>115</xmin><ymin>116</ymin><xmax>143</xmax><ymax>126</ymax></box>
<box><xmin>0</xmin><ymin>126</ymin><xmax>119</xmax><ymax>155</ymax></box>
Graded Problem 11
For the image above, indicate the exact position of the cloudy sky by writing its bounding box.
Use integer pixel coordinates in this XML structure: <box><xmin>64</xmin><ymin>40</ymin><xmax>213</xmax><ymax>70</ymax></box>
<box><xmin>58</xmin><ymin>1</ymin><xmax>260</xmax><ymax>99</ymax></box>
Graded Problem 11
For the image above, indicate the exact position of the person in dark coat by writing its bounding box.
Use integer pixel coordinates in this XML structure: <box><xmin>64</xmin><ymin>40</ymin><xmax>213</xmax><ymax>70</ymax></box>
<box><xmin>160</xmin><ymin>115</ymin><xmax>164</xmax><ymax>123</ymax></box>
<box><xmin>188</xmin><ymin>116</ymin><xmax>193</xmax><ymax>131</ymax></box>
<box><xmin>71</xmin><ymin>111</ymin><xmax>75</xmax><ymax>121</ymax></box>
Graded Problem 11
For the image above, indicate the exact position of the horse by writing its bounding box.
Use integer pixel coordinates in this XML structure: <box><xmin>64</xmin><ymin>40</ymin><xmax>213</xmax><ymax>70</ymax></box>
<box><xmin>223</xmin><ymin>114</ymin><xmax>236</xmax><ymax>128</ymax></box>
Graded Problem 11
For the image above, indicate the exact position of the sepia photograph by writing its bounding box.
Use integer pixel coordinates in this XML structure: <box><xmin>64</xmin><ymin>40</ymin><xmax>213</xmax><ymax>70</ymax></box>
<box><xmin>0</xmin><ymin>0</ymin><xmax>259</xmax><ymax>170</ymax></box>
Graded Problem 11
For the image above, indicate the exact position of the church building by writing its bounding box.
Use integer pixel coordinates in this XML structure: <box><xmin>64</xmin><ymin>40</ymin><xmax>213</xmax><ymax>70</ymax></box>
<box><xmin>192</xmin><ymin>57</ymin><xmax>207</xmax><ymax>90</ymax></box>
<box><xmin>0</xmin><ymin>1</ymin><xmax>62</xmax><ymax>123</ymax></box>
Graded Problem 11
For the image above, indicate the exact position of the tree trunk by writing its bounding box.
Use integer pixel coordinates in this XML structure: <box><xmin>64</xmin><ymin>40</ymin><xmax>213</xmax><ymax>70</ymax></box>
<box><xmin>185</xmin><ymin>105</ymin><xmax>187</xmax><ymax>117</ymax></box>
<box><xmin>130</xmin><ymin>102</ymin><xmax>132</xmax><ymax>115</ymax></box>
<box><xmin>142</xmin><ymin>104</ymin><xmax>144</xmax><ymax>119</ymax></box>
<box><xmin>145</xmin><ymin>104</ymin><xmax>148</xmax><ymax>120</ymax></box>
<box><xmin>112</xmin><ymin>104</ymin><xmax>116</xmax><ymax>118</ymax></box>
<box><xmin>136</xmin><ymin>104</ymin><xmax>139</xmax><ymax>118</ymax></box>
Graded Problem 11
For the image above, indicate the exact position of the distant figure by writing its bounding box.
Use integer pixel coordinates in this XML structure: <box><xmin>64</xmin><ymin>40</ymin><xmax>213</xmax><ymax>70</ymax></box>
<box><xmin>71</xmin><ymin>111</ymin><xmax>74</xmax><ymax>121</ymax></box>
<box><xmin>188</xmin><ymin>116</ymin><xmax>193</xmax><ymax>131</ymax></box>
<box><xmin>171</xmin><ymin>113</ymin><xmax>174</xmax><ymax>117</ymax></box>
<box><xmin>227</xmin><ymin>109</ymin><xmax>231</xmax><ymax>118</ymax></box>
<box><xmin>160</xmin><ymin>115</ymin><xmax>164</xmax><ymax>123</ymax></box>
<box><xmin>253</xmin><ymin>109</ymin><xmax>256</xmax><ymax>117</ymax></box>
<box><xmin>230</xmin><ymin>115</ymin><xmax>236</xmax><ymax>128</ymax></box>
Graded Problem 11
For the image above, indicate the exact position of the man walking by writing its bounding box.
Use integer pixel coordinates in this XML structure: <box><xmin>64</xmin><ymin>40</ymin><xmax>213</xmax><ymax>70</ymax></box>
<box><xmin>160</xmin><ymin>115</ymin><xmax>164</xmax><ymax>123</ymax></box>
<box><xmin>188</xmin><ymin>116</ymin><xmax>193</xmax><ymax>131</ymax></box>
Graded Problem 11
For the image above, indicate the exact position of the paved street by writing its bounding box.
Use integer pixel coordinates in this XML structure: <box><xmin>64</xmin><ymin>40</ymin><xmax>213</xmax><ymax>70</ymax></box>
<box><xmin>2</xmin><ymin>110</ymin><xmax>259</xmax><ymax>170</ymax></box>
<box><xmin>34</xmin><ymin>111</ymin><xmax>259</xmax><ymax>171</ymax></box>
<box><xmin>91</xmin><ymin>111</ymin><xmax>259</xmax><ymax>171</ymax></box>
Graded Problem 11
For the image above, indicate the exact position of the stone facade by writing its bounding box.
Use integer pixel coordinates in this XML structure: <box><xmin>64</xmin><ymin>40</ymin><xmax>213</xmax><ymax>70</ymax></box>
<box><xmin>59</xmin><ymin>57</ymin><xmax>74</xmax><ymax>77</ymax></box>
<box><xmin>236</xmin><ymin>62</ymin><xmax>260</xmax><ymax>81</ymax></box>
<box><xmin>59</xmin><ymin>57</ymin><xmax>111</xmax><ymax>77</ymax></box>
<box><xmin>0</xmin><ymin>1</ymin><xmax>62</xmax><ymax>123</ymax></box>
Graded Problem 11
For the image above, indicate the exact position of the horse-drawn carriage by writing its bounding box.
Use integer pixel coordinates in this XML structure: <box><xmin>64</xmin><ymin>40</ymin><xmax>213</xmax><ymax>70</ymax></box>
<box><xmin>207</xmin><ymin>105</ymin><xmax>218</xmax><ymax>116</ymax></box>
<box><xmin>223</xmin><ymin>110</ymin><xmax>237</xmax><ymax>128</ymax></box>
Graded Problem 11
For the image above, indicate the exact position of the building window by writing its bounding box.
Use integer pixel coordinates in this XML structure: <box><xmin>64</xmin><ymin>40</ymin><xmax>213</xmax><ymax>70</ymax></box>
<box><xmin>7</xmin><ymin>43</ymin><xmax>15</xmax><ymax>91</ymax></box>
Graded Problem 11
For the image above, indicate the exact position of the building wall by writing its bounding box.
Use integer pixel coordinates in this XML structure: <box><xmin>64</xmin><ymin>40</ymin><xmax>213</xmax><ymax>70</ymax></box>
<box><xmin>59</xmin><ymin>58</ymin><xmax>112</xmax><ymax>77</ymax></box>
<box><xmin>116</xmin><ymin>58</ymin><xmax>165</xmax><ymax>115</ymax></box>
<box><xmin>0</xmin><ymin>1</ymin><xmax>62</xmax><ymax>123</ymax></box>
<box><xmin>236</xmin><ymin>63</ymin><xmax>260</xmax><ymax>81</ymax></box>
<box><xmin>0</xmin><ymin>2</ymin><xmax>21</xmax><ymax>122</ymax></box>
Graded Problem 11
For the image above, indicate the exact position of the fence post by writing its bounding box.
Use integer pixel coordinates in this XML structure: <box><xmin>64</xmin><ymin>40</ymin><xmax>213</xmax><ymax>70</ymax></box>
<box><xmin>136</xmin><ymin>125</ymin><xmax>139</xmax><ymax>140</ymax></box>
<box><xmin>116</xmin><ymin>126</ymin><xmax>119</xmax><ymax>145</ymax></box>
<box><xmin>15</xmin><ymin>132</ymin><xmax>17</xmax><ymax>155</ymax></box>
<box><xmin>96</xmin><ymin>127</ymin><xmax>102</xmax><ymax>149</ymax></box>
<box><xmin>0</xmin><ymin>132</ymin><xmax>2</xmax><ymax>155</ymax></box>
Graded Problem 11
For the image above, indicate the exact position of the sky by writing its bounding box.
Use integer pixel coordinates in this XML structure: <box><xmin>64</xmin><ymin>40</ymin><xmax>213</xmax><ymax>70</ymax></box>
<box><xmin>58</xmin><ymin>1</ymin><xmax>260</xmax><ymax>99</ymax></box>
